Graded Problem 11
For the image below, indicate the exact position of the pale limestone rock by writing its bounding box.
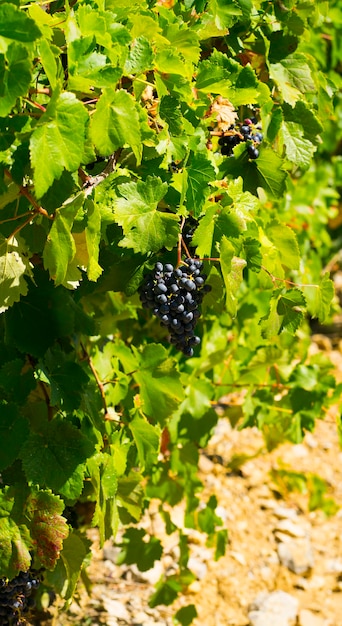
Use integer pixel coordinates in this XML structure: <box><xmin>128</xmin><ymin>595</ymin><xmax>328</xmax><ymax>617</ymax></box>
<box><xmin>248</xmin><ymin>591</ymin><xmax>299</xmax><ymax>626</ymax></box>
<box><xmin>277</xmin><ymin>537</ymin><xmax>314</xmax><ymax>575</ymax></box>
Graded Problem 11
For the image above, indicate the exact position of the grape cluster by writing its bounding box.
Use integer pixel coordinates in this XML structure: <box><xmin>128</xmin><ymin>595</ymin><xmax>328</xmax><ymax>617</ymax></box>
<box><xmin>218</xmin><ymin>117</ymin><xmax>263</xmax><ymax>159</ymax></box>
<box><xmin>139</xmin><ymin>259</ymin><xmax>211</xmax><ymax>357</ymax></box>
<box><xmin>0</xmin><ymin>570</ymin><xmax>41</xmax><ymax>625</ymax></box>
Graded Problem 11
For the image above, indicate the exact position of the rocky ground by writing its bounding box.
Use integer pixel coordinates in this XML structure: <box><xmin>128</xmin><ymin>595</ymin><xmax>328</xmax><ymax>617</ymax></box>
<box><xmin>44</xmin><ymin>340</ymin><xmax>342</xmax><ymax>626</ymax></box>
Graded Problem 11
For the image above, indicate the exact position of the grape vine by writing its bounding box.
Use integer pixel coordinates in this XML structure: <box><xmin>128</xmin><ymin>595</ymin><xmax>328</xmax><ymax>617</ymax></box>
<box><xmin>0</xmin><ymin>0</ymin><xmax>341</xmax><ymax>623</ymax></box>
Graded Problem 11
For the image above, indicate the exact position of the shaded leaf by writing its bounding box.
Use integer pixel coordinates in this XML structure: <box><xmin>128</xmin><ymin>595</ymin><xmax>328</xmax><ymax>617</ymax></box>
<box><xmin>277</xmin><ymin>288</ymin><xmax>306</xmax><ymax>333</ymax></box>
<box><xmin>46</xmin><ymin>531</ymin><xmax>91</xmax><ymax>600</ymax></box>
<box><xmin>0</xmin><ymin>3</ymin><xmax>41</xmax><ymax>45</ymax></box>
<box><xmin>20</xmin><ymin>417</ymin><xmax>95</xmax><ymax>499</ymax></box>
<box><xmin>0</xmin><ymin>44</ymin><xmax>32</xmax><ymax>117</ymax></box>
<box><xmin>116</xmin><ymin>527</ymin><xmax>162</xmax><ymax>571</ymax></box>
<box><xmin>0</xmin><ymin>235</ymin><xmax>32</xmax><ymax>312</ymax></box>
<box><xmin>0</xmin><ymin>402</ymin><xmax>29</xmax><ymax>471</ymax></box>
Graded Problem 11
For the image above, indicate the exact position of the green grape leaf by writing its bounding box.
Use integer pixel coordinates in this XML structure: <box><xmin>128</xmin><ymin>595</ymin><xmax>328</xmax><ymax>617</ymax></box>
<box><xmin>3</xmin><ymin>269</ymin><xmax>84</xmax><ymax>357</ymax></box>
<box><xmin>303</xmin><ymin>273</ymin><xmax>334</xmax><ymax>323</ymax></box>
<box><xmin>228</xmin><ymin>65</ymin><xmax>264</xmax><ymax>106</ymax></box>
<box><xmin>43</xmin><ymin>193</ymin><xmax>85</xmax><ymax>286</ymax></box>
<box><xmin>84</xmin><ymin>199</ymin><xmax>103</xmax><ymax>281</ymax></box>
<box><xmin>0</xmin><ymin>179</ymin><xmax>20</xmax><ymax>208</ymax></box>
<box><xmin>128</xmin><ymin>410</ymin><xmax>160</xmax><ymax>472</ymax></box>
<box><xmin>195</xmin><ymin>51</ymin><xmax>235</xmax><ymax>94</ymax></box>
<box><xmin>159</xmin><ymin>95</ymin><xmax>183</xmax><ymax>135</ymax></box>
<box><xmin>0</xmin><ymin>358</ymin><xmax>36</xmax><ymax>405</ymax></box>
<box><xmin>114</xmin><ymin>176</ymin><xmax>179</xmax><ymax>253</ymax></box>
<box><xmin>265</xmin><ymin>221</ymin><xmax>300</xmax><ymax>270</ymax></box>
<box><xmin>117</xmin><ymin>474</ymin><xmax>144</xmax><ymax>522</ymax></box>
<box><xmin>220</xmin><ymin>236</ymin><xmax>246</xmax><ymax>317</ymax></box>
<box><xmin>149</xmin><ymin>574</ymin><xmax>190</xmax><ymax>608</ymax></box>
<box><xmin>255</xmin><ymin>147</ymin><xmax>287</xmax><ymax>198</ymax></box>
<box><xmin>243</xmin><ymin>237</ymin><xmax>262</xmax><ymax>271</ymax></box>
<box><xmin>38</xmin><ymin>38</ymin><xmax>58</xmax><ymax>90</ymax></box>
<box><xmin>259</xmin><ymin>292</ymin><xmax>282</xmax><ymax>339</ymax></box>
<box><xmin>197</xmin><ymin>495</ymin><xmax>222</xmax><ymax>534</ymax></box>
<box><xmin>133</xmin><ymin>344</ymin><xmax>184</xmax><ymax>425</ymax></box>
<box><xmin>214</xmin><ymin>528</ymin><xmax>229</xmax><ymax>560</ymax></box>
<box><xmin>88</xmin><ymin>452</ymin><xmax>119</xmax><ymax>545</ymax></box>
<box><xmin>166</xmin><ymin>27</ymin><xmax>200</xmax><ymax>64</ymax></box>
<box><xmin>0</xmin><ymin>3</ymin><xmax>41</xmax><ymax>46</ymax></box>
<box><xmin>281</xmin><ymin>121</ymin><xmax>315</xmax><ymax>169</ymax></box>
<box><xmin>42</xmin><ymin>354</ymin><xmax>89</xmax><ymax>411</ymax></box>
<box><xmin>124</xmin><ymin>36</ymin><xmax>154</xmax><ymax>74</ymax></box>
<box><xmin>0</xmin><ymin>44</ymin><xmax>32</xmax><ymax>117</ymax></box>
<box><xmin>0</xmin><ymin>234</ymin><xmax>32</xmax><ymax>312</ymax></box>
<box><xmin>90</xmin><ymin>89</ymin><xmax>142</xmax><ymax>163</ymax></box>
<box><xmin>277</xmin><ymin>288</ymin><xmax>306</xmax><ymax>333</ymax></box>
<box><xmin>30</xmin><ymin>92</ymin><xmax>88</xmax><ymax>198</ymax></box>
<box><xmin>155</xmin><ymin>48</ymin><xmax>192</xmax><ymax>78</ymax></box>
<box><xmin>46</xmin><ymin>531</ymin><xmax>91</xmax><ymax>600</ymax></box>
<box><xmin>270</xmin><ymin>53</ymin><xmax>315</xmax><ymax>106</ymax></box>
<box><xmin>0</xmin><ymin>402</ymin><xmax>29</xmax><ymax>471</ymax></box>
<box><xmin>0</xmin><ymin>485</ymin><xmax>32</xmax><ymax>576</ymax></box>
<box><xmin>174</xmin><ymin>605</ymin><xmax>198</xmax><ymax>626</ymax></box>
<box><xmin>25</xmin><ymin>489</ymin><xmax>69</xmax><ymax>570</ymax></box>
<box><xmin>149</xmin><ymin>579</ymin><xmax>181</xmax><ymax>608</ymax></box>
<box><xmin>282</xmin><ymin>101</ymin><xmax>323</xmax><ymax>142</ymax></box>
<box><xmin>191</xmin><ymin>204</ymin><xmax>217</xmax><ymax>257</ymax></box>
<box><xmin>20</xmin><ymin>417</ymin><xmax>95</xmax><ymax>500</ymax></box>
<box><xmin>116</xmin><ymin>527</ymin><xmax>163</xmax><ymax>571</ymax></box>
<box><xmin>186</xmin><ymin>154</ymin><xmax>216</xmax><ymax>217</ymax></box>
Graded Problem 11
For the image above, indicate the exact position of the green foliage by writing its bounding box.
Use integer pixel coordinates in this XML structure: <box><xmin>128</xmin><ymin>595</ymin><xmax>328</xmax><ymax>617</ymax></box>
<box><xmin>0</xmin><ymin>0</ymin><xmax>341</xmax><ymax>622</ymax></box>
<box><xmin>270</xmin><ymin>466</ymin><xmax>340</xmax><ymax>517</ymax></box>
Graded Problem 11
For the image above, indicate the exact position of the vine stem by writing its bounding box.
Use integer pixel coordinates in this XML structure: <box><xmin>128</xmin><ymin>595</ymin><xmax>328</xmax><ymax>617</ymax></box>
<box><xmin>7</xmin><ymin>214</ymin><xmax>35</xmax><ymax>242</ymax></box>
<box><xmin>80</xmin><ymin>342</ymin><xmax>110</xmax><ymax>420</ymax></box>
<box><xmin>23</xmin><ymin>98</ymin><xmax>46</xmax><ymax>112</ymax></box>
<box><xmin>27</xmin><ymin>356</ymin><xmax>53</xmax><ymax>421</ymax></box>
<box><xmin>261</xmin><ymin>265</ymin><xmax>319</xmax><ymax>289</ymax></box>
<box><xmin>82</xmin><ymin>148</ymin><xmax>123</xmax><ymax>197</ymax></box>
<box><xmin>19</xmin><ymin>184</ymin><xmax>54</xmax><ymax>220</ymax></box>
<box><xmin>0</xmin><ymin>211</ymin><xmax>32</xmax><ymax>226</ymax></box>
<box><xmin>3</xmin><ymin>170</ymin><xmax>54</xmax><ymax>240</ymax></box>
<box><xmin>214</xmin><ymin>381</ymin><xmax>291</xmax><ymax>390</ymax></box>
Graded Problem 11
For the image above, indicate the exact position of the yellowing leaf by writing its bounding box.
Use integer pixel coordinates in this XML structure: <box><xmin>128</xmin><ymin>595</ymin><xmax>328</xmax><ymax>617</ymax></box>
<box><xmin>0</xmin><ymin>235</ymin><xmax>32</xmax><ymax>313</ymax></box>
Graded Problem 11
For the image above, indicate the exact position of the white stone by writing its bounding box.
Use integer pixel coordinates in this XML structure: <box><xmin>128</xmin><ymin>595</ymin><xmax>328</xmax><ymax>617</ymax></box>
<box><xmin>187</xmin><ymin>556</ymin><xmax>208</xmax><ymax>580</ymax></box>
<box><xmin>325</xmin><ymin>558</ymin><xmax>342</xmax><ymax>574</ymax></box>
<box><xmin>248</xmin><ymin>591</ymin><xmax>299</xmax><ymax>626</ymax></box>
<box><xmin>277</xmin><ymin>538</ymin><xmax>314</xmax><ymax>575</ymax></box>
<box><xmin>102</xmin><ymin>598</ymin><xmax>131</xmax><ymax>621</ymax></box>
<box><xmin>274</xmin><ymin>519</ymin><xmax>308</xmax><ymax>538</ymax></box>
<box><xmin>273</xmin><ymin>506</ymin><xmax>299</xmax><ymax>520</ymax></box>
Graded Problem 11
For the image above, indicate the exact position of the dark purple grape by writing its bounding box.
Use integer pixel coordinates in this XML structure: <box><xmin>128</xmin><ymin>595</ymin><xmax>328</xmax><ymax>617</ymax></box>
<box><xmin>247</xmin><ymin>144</ymin><xmax>259</xmax><ymax>159</ymax></box>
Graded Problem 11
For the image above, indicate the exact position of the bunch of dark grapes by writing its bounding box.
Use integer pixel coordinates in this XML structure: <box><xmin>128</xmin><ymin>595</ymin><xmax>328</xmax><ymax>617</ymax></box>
<box><xmin>218</xmin><ymin>117</ymin><xmax>263</xmax><ymax>160</ymax></box>
<box><xmin>0</xmin><ymin>570</ymin><xmax>41</xmax><ymax>625</ymax></box>
<box><xmin>139</xmin><ymin>259</ymin><xmax>211</xmax><ymax>357</ymax></box>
